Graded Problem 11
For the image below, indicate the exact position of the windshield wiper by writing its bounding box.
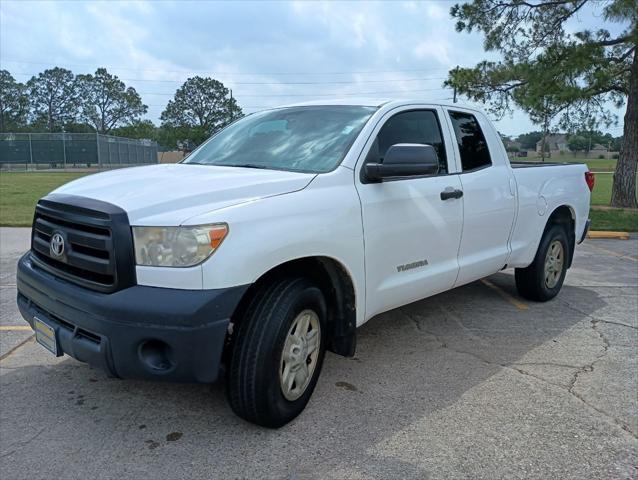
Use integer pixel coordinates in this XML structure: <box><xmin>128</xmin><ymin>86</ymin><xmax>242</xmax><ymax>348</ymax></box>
<box><xmin>184</xmin><ymin>162</ymin><xmax>272</xmax><ymax>170</ymax></box>
<box><xmin>227</xmin><ymin>163</ymin><xmax>272</xmax><ymax>170</ymax></box>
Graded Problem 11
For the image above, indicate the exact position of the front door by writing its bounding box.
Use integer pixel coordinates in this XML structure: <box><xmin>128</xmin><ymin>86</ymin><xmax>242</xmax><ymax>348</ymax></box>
<box><xmin>355</xmin><ymin>107</ymin><xmax>464</xmax><ymax>319</ymax></box>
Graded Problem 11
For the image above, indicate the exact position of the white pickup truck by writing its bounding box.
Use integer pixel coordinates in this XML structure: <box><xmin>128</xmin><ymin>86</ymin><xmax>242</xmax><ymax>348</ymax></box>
<box><xmin>17</xmin><ymin>100</ymin><xmax>593</xmax><ymax>427</ymax></box>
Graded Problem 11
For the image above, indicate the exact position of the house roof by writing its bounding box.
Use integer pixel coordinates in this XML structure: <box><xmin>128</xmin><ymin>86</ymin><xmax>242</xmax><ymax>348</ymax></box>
<box><xmin>536</xmin><ymin>134</ymin><xmax>568</xmax><ymax>148</ymax></box>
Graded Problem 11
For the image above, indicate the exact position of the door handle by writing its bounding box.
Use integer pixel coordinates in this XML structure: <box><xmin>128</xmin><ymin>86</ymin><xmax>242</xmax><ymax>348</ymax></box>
<box><xmin>440</xmin><ymin>188</ymin><xmax>463</xmax><ymax>201</ymax></box>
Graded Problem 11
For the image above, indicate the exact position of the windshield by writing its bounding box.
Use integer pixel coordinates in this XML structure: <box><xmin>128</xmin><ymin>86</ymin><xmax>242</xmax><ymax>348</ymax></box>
<box><xmin>183</xmin><ymin>105</ymin><xmax>376</xmax><ymax>173</ymax></box>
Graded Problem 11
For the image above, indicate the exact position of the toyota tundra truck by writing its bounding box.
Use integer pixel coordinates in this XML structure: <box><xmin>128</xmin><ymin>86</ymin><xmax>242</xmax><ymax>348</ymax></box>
<box><xmin>16</xmin><ymin>100</ymin><xmax>593</xmax><ymax>427</ymax></box>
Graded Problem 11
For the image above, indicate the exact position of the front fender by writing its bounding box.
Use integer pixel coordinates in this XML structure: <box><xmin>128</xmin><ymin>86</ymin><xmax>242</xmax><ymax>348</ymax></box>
<box><xmin>193</xmin><ymin>168</ymin><xmax>367</xmax><ymax>326</ymax></box>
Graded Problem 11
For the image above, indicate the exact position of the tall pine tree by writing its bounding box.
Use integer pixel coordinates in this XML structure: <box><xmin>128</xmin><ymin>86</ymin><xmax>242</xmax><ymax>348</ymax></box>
<box><xmin>445</xmin><ymin>0</ymin><xmax>637</xmax><ymax>207</ymax></box>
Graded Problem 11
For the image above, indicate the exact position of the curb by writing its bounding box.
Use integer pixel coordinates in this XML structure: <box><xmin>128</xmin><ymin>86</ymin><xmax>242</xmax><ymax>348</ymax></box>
<box><xmin>587</xmin><ymin>231</ymin><xmax>630</xmax><ymax>240</ymax></box>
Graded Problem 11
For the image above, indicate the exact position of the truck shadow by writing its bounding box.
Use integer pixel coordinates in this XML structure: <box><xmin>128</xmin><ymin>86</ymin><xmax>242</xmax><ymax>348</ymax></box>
<box><xmin>0</xmin><ymin>271</ymin><xmax>608</xmax><ymax>479</ymax></box>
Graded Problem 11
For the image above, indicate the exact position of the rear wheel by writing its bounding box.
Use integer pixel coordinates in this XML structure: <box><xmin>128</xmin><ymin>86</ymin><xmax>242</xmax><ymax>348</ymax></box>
<box><xmin>226</xmin><ymin>278</ymin><xmax>327</xmax><ymax>428</ymax></box>
<box><xmin>515</xmin><ymin>224</ymin><xmax>569</xmax><ymax>302</ymax></box>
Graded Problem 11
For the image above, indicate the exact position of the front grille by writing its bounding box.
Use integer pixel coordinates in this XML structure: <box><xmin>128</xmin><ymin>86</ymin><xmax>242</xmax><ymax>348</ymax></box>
<box><xmin>30</xmin><ymin>195</ymin><xmax>136</xmax><ymax>293</ymax></box>
<box><xmin>32</xmin><ymin>211</ymin><xmax>115</xmax><ymax>286</ymax></box>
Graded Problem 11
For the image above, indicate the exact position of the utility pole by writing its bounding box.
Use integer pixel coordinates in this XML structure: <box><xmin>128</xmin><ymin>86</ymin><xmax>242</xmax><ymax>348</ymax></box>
<box><xmin>540</xmin><ymin>113</ymin><xmax>549</xmax><ymax>162</ymax></box>
<box><xmin>452</xmin><ymin>66</ymin><xmax>458</xmax><ymax>103</ymax></box>
<box><xmin>229</xmin><ymin>89</ymin><xmax>237</xmax><ymax>119</ymax></box>
<box><xmin>28</xmin><ymin>133</ymin><xmax>34</xmax><ymax>171</ymax></box>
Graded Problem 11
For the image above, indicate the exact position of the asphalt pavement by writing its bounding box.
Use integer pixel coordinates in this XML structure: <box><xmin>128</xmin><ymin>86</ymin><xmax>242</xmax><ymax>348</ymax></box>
<box><xmin>0</xmin><ymin>228</ymin><xmax>636</xmax><ymax>479</ymax></box>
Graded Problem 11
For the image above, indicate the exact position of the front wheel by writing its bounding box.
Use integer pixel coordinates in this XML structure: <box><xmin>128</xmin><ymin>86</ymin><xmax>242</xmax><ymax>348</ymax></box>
<box><xmin>226</xmin><ymin>278</ymin><xmax>327</xmax><ymax>428</ymax></box>
<box><xmin>515</xmin><ymin>224</ymin><xmax>569</xmax><ymax>302</ymax></box>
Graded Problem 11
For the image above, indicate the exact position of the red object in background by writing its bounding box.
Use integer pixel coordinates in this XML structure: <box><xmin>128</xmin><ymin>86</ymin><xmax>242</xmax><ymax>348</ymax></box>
<box><xmin>585</xmin><ymin>171</ymin><xmax>595</xmax><ymax>192</ymax></box>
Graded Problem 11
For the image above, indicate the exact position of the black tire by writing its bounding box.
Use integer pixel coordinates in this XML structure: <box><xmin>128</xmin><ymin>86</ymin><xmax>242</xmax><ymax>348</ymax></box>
<box><xmin>226</xmin><ymin>277</ymin><xmax>327</xmax><ymax>428</ymax></box>
<box><xmin>515</xmin><ymin>224</ymin><xmax>570</xmax><ymax>302</ymax></box>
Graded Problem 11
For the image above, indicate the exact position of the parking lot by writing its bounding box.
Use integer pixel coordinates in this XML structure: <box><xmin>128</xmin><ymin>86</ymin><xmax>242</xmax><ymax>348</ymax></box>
<box><xmin>0</xmin><ymin>227</ymin><xmax>636</xmax><ymax>479</ymax></box>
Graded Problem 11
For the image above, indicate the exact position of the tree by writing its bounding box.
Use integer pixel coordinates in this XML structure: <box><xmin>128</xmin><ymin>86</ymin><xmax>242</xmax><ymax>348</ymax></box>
<box><xmin>0</xmin><ymin>70</ymin><xmax>29</xmax><ymax>132</ymax></box>
<box><xmin>27</xmin><ymin>67</ymin><xmax>81</xmax><ymax>132</ymax></box>
<box><xmin>77</xmin><ymin>68</ymin><xmax>147</xmax><ymax>134</ymax></box>
<box><xmin>567</xmin><ymin>135</ymin><xmax>590</xmax><ymax>152</ymax></box>
<box><xmin>505</xmin><ymin>144</ymin><xmax>520</xmax><ymax>153</ymax></box>
<box><xmin>516</xmin><ymin>131</ymin><xmax>543</xmax><ymax>150</ymax></box>
<box><xmin>498</xmin><ymin>132</ymin><xmax>520</xmax><ymax>152</ymax></box>
<box><xmin>568</xmin><ymin>128</ymin><xmax>615</xmax><ymax>151</ymax></box>
<box><xmin>111</xmin><ymin>119</ymin><xmax>158</xmax><ymax>140</ymax></box>
<box><xmin>160</xmin><ymin>76</ymin><xmax>242</xmax><ymax>148</ymax></box>
<box><xmin>62</xmin><ymin>122</ymin><xmax>96</xmax><ymax>134</ymax></box>
<box><xmin>156</xmin><ymin>125</ymin><xmax>197</xmax><ymax>152</ymax></box>
<box><xmin>445</xmin><ymin>0</ymin><xmax>637</xmax><ymax>207</ymax></box>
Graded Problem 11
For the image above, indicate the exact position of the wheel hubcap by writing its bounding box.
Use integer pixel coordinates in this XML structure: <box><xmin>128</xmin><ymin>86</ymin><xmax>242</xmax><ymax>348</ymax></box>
<box><xmin>544</xmin><ymin>240</ymin><xmax>564</xmax><ymax>289</ymax></box>
<box><xmin>279</xmin><ymin>309</ymin><xmax>321</xmax><ymax>401</ymax></box>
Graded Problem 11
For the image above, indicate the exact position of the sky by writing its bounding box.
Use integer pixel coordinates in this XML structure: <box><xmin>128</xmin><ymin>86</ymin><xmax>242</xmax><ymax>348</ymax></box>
<box><xmin>0</xmin><ymin>0</ymin><xmax>627</xmax><ymax>137</ymax></box>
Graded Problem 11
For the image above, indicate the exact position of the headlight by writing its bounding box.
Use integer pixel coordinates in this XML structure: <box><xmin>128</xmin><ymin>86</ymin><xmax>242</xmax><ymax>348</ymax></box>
<box><xmin>132</xmin><ymin>224</ymin><xmax>228</xmax><ymax>267</ymax></box>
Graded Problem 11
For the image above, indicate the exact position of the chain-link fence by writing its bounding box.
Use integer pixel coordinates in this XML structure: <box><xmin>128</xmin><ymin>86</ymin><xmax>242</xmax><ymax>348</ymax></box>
<box><xmin>0</xmin><ymin>133</ymin><xmax>159</xmax><ymax>171</ymax></box>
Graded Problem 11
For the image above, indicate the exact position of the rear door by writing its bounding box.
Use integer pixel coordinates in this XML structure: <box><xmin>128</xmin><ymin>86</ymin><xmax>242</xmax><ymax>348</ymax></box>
<box><xmin>355</xmin><ymin>106</ymin><xmax>464</xmax><ymax>319</ymax></box>
<box><xmin>444</xmin><ymin>109</ymin><xmax>517</xmax><ymax>286</ymax></box>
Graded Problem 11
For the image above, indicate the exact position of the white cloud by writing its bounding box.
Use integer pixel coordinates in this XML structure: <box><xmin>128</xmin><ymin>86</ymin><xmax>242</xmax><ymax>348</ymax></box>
<box><xmin>0</xmin><ymin>0</ymin><xmax>625</xmax><ymax>135</ymax></box>
<box><xmin>414</xmin><ymin>40</ymin><xmax>451</xmax><ymax>65</ymax></box>
<box><xmin>425</xmin><ymin>3</ymin><xmax>447</xmax><ymax>20</ymax></box>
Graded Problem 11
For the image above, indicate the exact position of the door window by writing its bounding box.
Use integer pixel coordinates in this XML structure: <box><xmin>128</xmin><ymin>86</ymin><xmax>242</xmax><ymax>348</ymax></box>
<box><xmin>368</xmin><ymin>110</ymin><xmax>448</xmax><ymax>174</ymax></box>
<box><xmin>449</xmin><ymin>111</ymin><xmax>492</xmax><ymax>171</ymax></box>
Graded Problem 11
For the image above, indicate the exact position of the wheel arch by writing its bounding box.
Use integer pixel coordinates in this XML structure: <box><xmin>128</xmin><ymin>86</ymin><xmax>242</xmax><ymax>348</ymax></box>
<box><xmin>229</xmin><ymin>256</ymin><xmax>357</xmax><ymax>358</ymax></box>
<box><xmin>544</xmin><ymin>204</ymin><xmax>576</xmax><ymax>268</ymax></box>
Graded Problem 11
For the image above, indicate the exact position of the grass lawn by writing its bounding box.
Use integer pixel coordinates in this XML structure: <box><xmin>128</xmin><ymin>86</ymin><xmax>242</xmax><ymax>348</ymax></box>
<box><xmin>590</xmin><ymin>209</ymin><xmax>638</xmax><ymax>232</ymax></box>
<box><xmin>589</xmin><ymin>173</ymin><xmax>638</xmax><ymax>231</ymax></box>
<box><xmin>0</xmin><ymin>172</ymin><xmax>88</xmax><ymax>226</ymax></box>
<box><xmin>591</xmin><ymin>173</ymin><xmax>638</xmax><ymax>206</ymax></box>
<box><xmin>591</xmin><ymin>173</ymin><xmax>614</xmax><ymax>205</ymax></box>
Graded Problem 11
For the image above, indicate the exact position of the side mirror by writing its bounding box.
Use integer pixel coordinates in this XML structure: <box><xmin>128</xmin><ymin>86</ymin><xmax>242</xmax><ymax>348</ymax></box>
<box><xmin>364</xmin><ymin>143</ymin><xmax>439</xmax><ymax>182</ymax></box>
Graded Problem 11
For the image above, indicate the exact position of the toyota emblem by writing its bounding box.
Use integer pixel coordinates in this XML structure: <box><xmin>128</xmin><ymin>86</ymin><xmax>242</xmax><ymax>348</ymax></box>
<box><xmin>50</xmin><ymin>232</ymin><xmax>65</xmax><ymax>257</ymax></box>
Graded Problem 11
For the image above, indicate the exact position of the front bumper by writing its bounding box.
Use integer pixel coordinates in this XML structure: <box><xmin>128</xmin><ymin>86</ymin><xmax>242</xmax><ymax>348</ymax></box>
<box><xmin>17</xmin><ymin>253</ymin><xmax>248</xmax><ymax>383</ymax></box>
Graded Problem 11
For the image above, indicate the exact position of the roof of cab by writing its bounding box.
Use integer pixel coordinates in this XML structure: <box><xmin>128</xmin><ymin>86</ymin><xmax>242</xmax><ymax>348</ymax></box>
<box><xmin>283</xmin><ymin>98</ymin><xmax>391</xmax><ymax>107</ymax></box>
<box><xmin>276</xmin><ymin>98</ymin><xmax>477</xmax><ymax>111</ymax></box>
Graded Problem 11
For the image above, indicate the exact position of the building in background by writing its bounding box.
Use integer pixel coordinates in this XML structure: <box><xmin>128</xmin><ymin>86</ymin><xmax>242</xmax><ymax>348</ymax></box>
<box><xmin>536</xmin><ymin>134</ymin><xmax>568</xmax><ymax>154</ymax></box>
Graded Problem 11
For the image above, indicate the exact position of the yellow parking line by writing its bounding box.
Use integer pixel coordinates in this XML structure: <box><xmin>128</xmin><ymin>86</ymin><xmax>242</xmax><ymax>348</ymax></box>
<box><xmin>0</xmin><ymin>326</ymin><xmax>33</xmax><ymax>331</ymax></box>
<box><xmin>480</xmin><ymin>279</ymin><xmax>528</xmax><ymax>311</ymax></box>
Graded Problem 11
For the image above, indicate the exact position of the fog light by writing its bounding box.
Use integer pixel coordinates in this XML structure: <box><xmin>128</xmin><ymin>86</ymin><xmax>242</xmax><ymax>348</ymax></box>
<box><xmin>139</xmin><ymin>339</ymin><xmax>175</xmax><ymax>372</ymax></box>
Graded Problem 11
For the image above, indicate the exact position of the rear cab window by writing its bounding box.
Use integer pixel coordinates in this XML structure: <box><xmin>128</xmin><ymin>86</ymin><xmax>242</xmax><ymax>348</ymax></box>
<box><xmin>449</xmin><ymin>111</ymin><xmax>492</xmax><ymax>172</ymax></box>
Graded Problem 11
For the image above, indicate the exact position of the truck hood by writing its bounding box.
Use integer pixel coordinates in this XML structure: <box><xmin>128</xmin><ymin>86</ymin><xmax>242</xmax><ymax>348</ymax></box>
<box><xmin>53</xmin><ymin>164</ymin><xmax>316</xmax><ymax>225</ymax></box>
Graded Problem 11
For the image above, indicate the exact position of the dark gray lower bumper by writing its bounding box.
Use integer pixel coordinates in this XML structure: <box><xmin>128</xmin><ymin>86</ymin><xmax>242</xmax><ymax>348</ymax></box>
<box><xmin>17</xmin><ymin>253</ymin><xmax>248</xmax><ymax>383</ymax></box>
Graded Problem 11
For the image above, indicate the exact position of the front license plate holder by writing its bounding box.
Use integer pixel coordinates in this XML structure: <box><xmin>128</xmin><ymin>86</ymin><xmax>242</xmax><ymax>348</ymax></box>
<box><xmin>34</xmin><ymin>317</ymin><xmax>61</xmax><ymax>357</ymax></box>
